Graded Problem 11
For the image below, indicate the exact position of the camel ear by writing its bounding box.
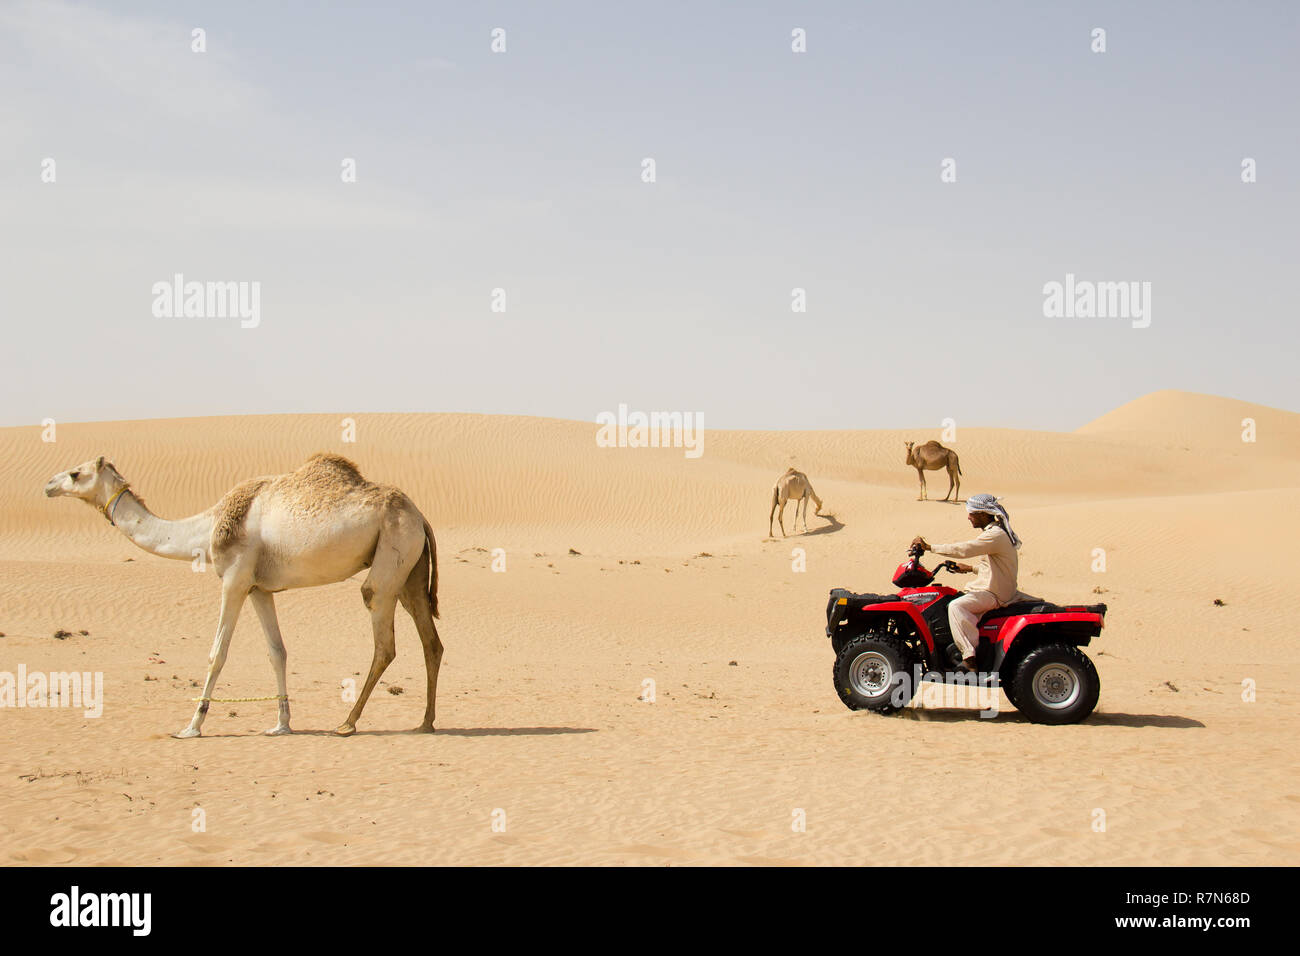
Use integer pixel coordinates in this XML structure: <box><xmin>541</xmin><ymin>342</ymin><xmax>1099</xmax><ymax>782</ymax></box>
<box><xmin>95</xmin><ymin>456</ymin><xmax>106</xmax><ymax>471</ymax></box>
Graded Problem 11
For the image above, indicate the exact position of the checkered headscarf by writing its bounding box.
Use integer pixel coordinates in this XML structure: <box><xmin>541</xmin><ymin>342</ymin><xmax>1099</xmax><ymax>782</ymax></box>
<box><xmin>966</xmin><ymin>493</ymin><xmax>1021</xmax><ymax>549</ymax></box>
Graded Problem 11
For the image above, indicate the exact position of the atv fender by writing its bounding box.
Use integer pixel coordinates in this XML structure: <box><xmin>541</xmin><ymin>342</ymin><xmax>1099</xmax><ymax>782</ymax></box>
<box><xmin>995</xmin><ymin>612</ymin><xmax>1104</xmax><ymax>653</ymax></box>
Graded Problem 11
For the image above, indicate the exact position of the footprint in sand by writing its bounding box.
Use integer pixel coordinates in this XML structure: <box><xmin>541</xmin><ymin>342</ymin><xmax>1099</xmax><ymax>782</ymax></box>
<box><xmin>251</xmin><ymin>836</ymin><xmax>300</xmax><ymax>851</ymax></box>
<box><xmin>178</xmin><ymin>835</ymin><xmax>234</xmax><ymax>853</ymax></box>
<box><xmin>608</xmin><ymin>843</ymin><xmax>695</xmax><ymax>860</ymax></box>
<box><xmin>734</xmin><ymin>854</ymin><xmax>808</xmax><ymax>866</ymax></box>
<box><xmin>12</xmin><ymin>846</ymin><xmax>78</xmax><ymax>864</ymax></box>
<box><xmin>302</xmin><ymin>830</ymin><xmax>353</xmax><ymax>845</ymax></box>
<box><xmin>1034</xmin><ymin>827</ymin><xmax>1078</xmax><ymax>838</ymax></box>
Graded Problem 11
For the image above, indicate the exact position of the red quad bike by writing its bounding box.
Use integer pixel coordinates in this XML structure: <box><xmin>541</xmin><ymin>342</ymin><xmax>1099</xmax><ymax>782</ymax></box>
<box><xmin>827</xmin><ymin>545</ymin><xmax>1106</xmax><ymax>723</ymax></box>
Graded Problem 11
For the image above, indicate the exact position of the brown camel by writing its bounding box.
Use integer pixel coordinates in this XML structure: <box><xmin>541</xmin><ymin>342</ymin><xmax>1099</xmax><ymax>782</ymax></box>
<box><xmin>768</xmin><ymin>468</ymin><xmax>825</xmax><ymax>537</ymax></box>
<box><xmin>905</xmin><ymin>440</ymin><xmax>962</xmax><ymax>501</ymax></box>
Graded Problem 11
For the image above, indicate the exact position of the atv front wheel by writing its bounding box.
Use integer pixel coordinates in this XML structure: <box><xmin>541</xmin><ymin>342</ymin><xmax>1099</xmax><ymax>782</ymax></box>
<box><xmin>833</xmin><ymin>634</ymin><xmax>917</xmax><ymax>713</ymax></box>
<box><xmin>1009</xmin><ymin>643</ymin><xmax>1100</xmax><ymax>724</ymax></box>
<box><xmin>998</xmin><ymin>653</ymin><xmax>1022</xmax><ymax>711</ymax></box>
<box><xmin>1001</xmin><ymin>678</ymin><xmax>1021</xmax><ymax>712</ymax></box>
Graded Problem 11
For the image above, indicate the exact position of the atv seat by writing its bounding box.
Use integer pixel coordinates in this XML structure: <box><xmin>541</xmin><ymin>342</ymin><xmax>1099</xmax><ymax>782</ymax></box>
<box><xmin>980</xmin><ymin>601</ymin><xmax>1107</xmax><ymax>623</ymax></box>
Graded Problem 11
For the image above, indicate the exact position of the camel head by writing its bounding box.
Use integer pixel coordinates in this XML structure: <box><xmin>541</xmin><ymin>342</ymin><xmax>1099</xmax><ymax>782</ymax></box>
<box><xmin>44</xmin><ymin>456</ymin><xmax>127</xmax><ymax>510</ymax></box>
<box><xmin>904</xmin><ymin>441</ymin><xmax>915</xmax><ymax>465</ymax></box>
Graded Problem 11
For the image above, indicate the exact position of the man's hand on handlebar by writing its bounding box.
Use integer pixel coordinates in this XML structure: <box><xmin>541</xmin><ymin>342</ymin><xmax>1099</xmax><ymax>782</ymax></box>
<box><xmin>910</xmin><ymin>536</ymin><xmax>930</xmax><ymax>552</ymax></box>
<box><xmin>953</xmin><ymin>562</ymin><xmax>975</xmax><ymax>573</ymax></box>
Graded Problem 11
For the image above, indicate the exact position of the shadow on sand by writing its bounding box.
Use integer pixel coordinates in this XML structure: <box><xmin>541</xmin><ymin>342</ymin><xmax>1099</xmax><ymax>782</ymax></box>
<box><xmin>891</xmin><ymin>708</ymin><xmax>1203</xmax><ymax>728</ymax></box>
<box><xmin>419</xmin><ymin>726</ymin><xmax>599</xmax><ymax>737</ymax></box>
<box><xmin>800</xmin><ymin>514</ymin><xmax>845</xmax><ymax>536</ymax></box>
<box><xmin>188</xmin><ymin>726</ymin><xmax>601</xmax><ymax>739</ymax></box>
<box><xmin>763</xmin><ymin>514</ymin><xmax>844</xmax><ymax>542</ymax></box>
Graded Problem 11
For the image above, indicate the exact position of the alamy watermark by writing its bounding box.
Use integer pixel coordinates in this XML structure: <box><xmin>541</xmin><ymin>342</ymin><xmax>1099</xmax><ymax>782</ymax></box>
<box><xmin>49</xmin><ymin>886</ymin><xmax>150</xmax><ymax>936</ymax></box>
<box><xmin>0</xmin><ymin>666</ymin><xmax>103</xmax><ymax>718</ymax></box>
<box><xmin>151</xmin><ymin>273</ymin><xmax>261</xmax><ymax>328</ymax></box>
<box><xmin>890</xmin><ymin>666</ymin><xmax>1000</xmax><ymax>718</ymax></box>
<box><xmin>1042</xmin><ymin>273</ymin><xmax>1151</xmax><ymax>328</ymax></box>
<box><xmin>595</xmin><ymin>404</ymin><xmax>704</xmax><ymax>458</ymax></box>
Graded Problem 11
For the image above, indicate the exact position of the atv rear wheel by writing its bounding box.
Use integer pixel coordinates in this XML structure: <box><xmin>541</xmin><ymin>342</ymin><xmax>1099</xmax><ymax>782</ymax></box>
<box><xmin>1009</xmin><ymin>643</ymin><xmax>1100</xmax><ymax>724</ymax></box>
<box><xmin>833</xmin><ymin>634</ymin><xmax>917</xmax><ymax>713</ymax></box>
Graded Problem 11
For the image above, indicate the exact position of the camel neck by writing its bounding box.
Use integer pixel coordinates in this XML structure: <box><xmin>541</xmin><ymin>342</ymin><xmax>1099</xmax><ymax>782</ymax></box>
<box><xmin>106</xmin><ymin>489</ymin><xmax>214</xmax><ymax>562</ymax></box>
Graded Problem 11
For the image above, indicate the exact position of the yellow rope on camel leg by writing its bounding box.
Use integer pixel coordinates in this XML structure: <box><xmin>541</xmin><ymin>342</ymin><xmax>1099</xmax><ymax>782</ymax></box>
<box><xmin>192</xmin><ymin>695</ymin><xmax>290</xmax><ymax>703</ymax></box>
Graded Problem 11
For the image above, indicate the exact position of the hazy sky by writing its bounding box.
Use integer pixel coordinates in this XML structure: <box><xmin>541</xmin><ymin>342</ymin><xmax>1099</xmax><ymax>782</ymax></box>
<box><xmin>2</xmin><ymin>1</ymin><xmax>1296</xmax><ymax>431</ymax></box>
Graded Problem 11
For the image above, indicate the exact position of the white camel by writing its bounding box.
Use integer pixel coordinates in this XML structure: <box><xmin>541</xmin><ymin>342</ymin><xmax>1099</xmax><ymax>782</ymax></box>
<box><xmin>45</xmin><ymin>453</ymin><xmax>442</xmax><ymax>739</ymax></box>
<box><xmin>768</xmin><ymin>467</ymin><xmax>825</xmax><ymax>537</ymax></box>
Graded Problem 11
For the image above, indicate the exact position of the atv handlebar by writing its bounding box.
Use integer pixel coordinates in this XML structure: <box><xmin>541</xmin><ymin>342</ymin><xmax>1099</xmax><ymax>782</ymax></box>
<box><xmin>907</xmin><ymin>543</ymin><xmax>964</xmax><ymax>575</ymax></box>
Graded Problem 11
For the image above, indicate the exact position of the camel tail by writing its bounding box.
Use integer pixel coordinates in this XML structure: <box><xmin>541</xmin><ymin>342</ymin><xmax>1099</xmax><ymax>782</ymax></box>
<box><xmin>422</xmin><ymin>517</ymin><xmax>439</xmax><ymax>619</ymax></box>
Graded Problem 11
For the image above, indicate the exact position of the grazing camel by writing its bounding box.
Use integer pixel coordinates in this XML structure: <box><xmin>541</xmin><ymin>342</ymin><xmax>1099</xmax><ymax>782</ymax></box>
<box><xmin>44</xmin><ymin>453</ymin><xmax>442</xmax><ymax>739</ymax></box>
<box><xmin>905</xmin><ymin>440</ymin><xmax>962</xmax><ymax>501</ymax></box>
<box><xmin>768</xmin><ymin>468</ymin><xmax>825</xmax><ymax>537</ymax></box>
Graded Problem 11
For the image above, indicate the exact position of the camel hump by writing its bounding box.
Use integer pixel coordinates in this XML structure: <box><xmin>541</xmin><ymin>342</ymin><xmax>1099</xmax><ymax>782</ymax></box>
<box><xmin>290</xmin><ymin>453</ymin><xmax>376</xmax><ymax>494</ymax></box>
<box><xmin>301</xmin><ymin>453</ymin><xmax>365</xmax><ymax>479</ymax></box>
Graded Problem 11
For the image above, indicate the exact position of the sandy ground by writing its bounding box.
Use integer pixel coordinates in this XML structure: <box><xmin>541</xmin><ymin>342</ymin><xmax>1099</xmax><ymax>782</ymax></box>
<box><xmin>1</xmin><ymin>390</ymin><xmax>1297</xmax><ymax>866</ymax></box>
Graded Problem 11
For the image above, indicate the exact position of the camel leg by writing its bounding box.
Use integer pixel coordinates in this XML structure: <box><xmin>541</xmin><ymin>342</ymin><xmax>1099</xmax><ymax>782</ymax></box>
<box><xmin>176</xmin><ymin>577</ymin><xmax>249</xmax><ymax>738</ymax></box>
<box><xmin>943</xmin><ymin>468</ymin><xmax>955</xmax><ymax>502</ymax></box>
<box><xmin>337</xmin><ymin>586</ymin><xmax>398</xmax><ymax>736</ymax></box>
<box><xmin>799</xmin><ymin>495</ymin><xmax>808</xmax><ymax>533</ymax></box>
<box><xmin>249</xmin><ymin>589</ymin><xmax>291</xmax><ymax>735</ymax></box>
<box><xmin>953</xmin><ymin>465</ymin><xmax>961</xmax><ymax>502</ymax></box>
<box><xmin>777</xmin><ymin>496</ymin><xmax>788</xmax><ymax>537</ymax></box>
<box><xmin>917</xmin><ymin>468</ymin><xmax>927</xmax><ymax>501</ymax></box>
<box><xmin>337</xmin><ymin>509</ymin><xmax>422</xmax><ymax>736</ymax></box>
<box><xmin>399</xmin><ymin>552</ymin><xmax>443</xmax><ymax>733</ymax></box>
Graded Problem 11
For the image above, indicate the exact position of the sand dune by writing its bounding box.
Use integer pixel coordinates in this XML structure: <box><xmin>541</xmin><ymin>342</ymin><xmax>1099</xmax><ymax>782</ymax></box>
<box><xmin>1078</xmin><ymin>389</ymin><xmax>1300</xmax><ymax>453</ymax></box>
<box><xmin>1</xmin><ymin>390</ymin><xmax>1297</xmax><ymax>865</ymax></box>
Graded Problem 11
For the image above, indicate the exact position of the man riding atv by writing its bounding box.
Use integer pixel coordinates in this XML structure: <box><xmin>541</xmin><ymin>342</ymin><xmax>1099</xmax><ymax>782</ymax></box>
<box><xmin>911</xmin><ymin>493</ymin><xmax>1036</xmax><ymax>673</ymax></box>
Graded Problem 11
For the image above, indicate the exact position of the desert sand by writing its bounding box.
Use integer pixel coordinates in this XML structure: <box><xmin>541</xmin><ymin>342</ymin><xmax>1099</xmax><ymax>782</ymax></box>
<box><xmin>1</xmin><ymin>389</ymin><xmax>1297</xmax><ymax>866</ymax></box>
